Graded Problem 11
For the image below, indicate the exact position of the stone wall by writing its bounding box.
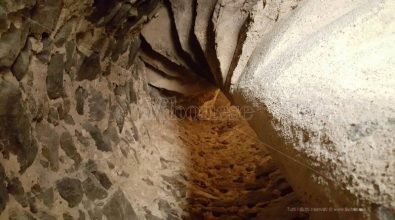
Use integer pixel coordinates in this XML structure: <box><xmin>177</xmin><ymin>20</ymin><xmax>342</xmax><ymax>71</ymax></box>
<box><xmin>1</xmin><ymin>0</ymin><xmax>394</xmax><ymax>219</ymax></box>
<box><xmin>0</xmin><ymin>0</ymin><xmax>188</xmax><ymax>219</ymax></box>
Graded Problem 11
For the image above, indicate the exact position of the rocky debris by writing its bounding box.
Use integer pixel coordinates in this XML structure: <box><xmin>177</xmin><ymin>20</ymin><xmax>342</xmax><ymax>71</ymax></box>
<box><xmin>141</xmin><ymin>5</ymin><xmax>190</xmax><ymax>69</ymax></box>
<box><xmin>36</xmin><ymin>121</ymin><xmax>60</xmax><ymax>171</ymax></box>
<box><xmin>12</xmin><ymin>39</ymin><xmax>32</xmax><ymax>81</ymax></box>
<box><xmin>82</xmin><ymin>177</ymin><xmax>108</xmax><ymax>201</ymax></box>
<box><xmin>46</xmin><ymin>53</ymin><xmax>65</xmax><ymax>99</ymax></box>
<box><xmin>82</xmin><ymin>122</ymin><xmax>111</xmax><ymax>151</ymax></box>
<box><xmin>0</xmin><ymin>24</ymin><xmax>29</xmax><ymax>68</ymax></box>
<box><xmin>75</xmin><ymin>87</ymin><xmax>88</xmax><ymax>115</ymax></box>
<box><xmin>103</xmin><ymin>190</ymin><xmax>138</xmax><ymax>220</ymax></box>
<box><xmin>60</xmin><ymin>131</ymin><xmax>82</xmax><ymax>165</ymax></box>
<box><xmin>56</xmin><ymin>177</ymin><xmax>83</xmax><ymax>208</ymax></box>
<box><xmin>30</xmin><ymin>0</ymin><xmax>63</xmax><ymax>35</ymax></box>
<box><xmin>0</xmin><ymin>79</ymin><xmax>37</xmax><ymax>173</ymax></box>
<box><xmin>76</xmin><ymin>53</ymin><xmax>101</xmax><ymax>81</ymax></box>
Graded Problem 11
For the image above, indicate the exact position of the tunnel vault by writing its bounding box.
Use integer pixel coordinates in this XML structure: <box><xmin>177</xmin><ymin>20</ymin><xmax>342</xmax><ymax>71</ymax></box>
<box><xmin>0</xmin><ymin>0</ymin><xmax>394</xmax><ymax>219</ymax></box>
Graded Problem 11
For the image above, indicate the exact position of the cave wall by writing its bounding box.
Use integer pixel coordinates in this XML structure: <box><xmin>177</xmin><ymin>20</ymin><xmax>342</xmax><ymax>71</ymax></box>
<box><xmin>137</xmin><ymin>0</ymin><xmax>395</xmax><ymax>219</ymax></box>
<box><xmin>0</xmin><ymin>0</ymin><xmax>394</xmax><ymax>219</ymax></box>
<box><xmin>232</xmin><ymin>0</ymin><xmax>395</xmax><ymax>219</ymax></box>
<box><xmin>0</xmin><ymin>0</ymin><xmax>187</xmax><ymax>219</ymax></box>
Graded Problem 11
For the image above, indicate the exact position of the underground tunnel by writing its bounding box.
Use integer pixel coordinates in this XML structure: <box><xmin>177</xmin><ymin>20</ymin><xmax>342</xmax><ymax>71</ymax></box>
<box><xmin>0</xmin><ymin>0</ymin><xmax>394</xmax><ymax>219</ymax></box>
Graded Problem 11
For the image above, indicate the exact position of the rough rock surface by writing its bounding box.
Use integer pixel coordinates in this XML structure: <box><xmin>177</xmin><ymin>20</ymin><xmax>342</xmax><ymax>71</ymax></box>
<box><xmin>76</xmin><ymin>53</ymin><xmax>101</xmax><ymax>81</ymax></box>
<box><xmin>60</xmin><ymin>131</ymin><xmax>82</xmax><ymax>165</ymax></box>
<box><xmin>0</xmin><ymin>25</ymin><xmax>28</xmax><ymax>68</ymax></box>
<box><xmin>168</xmin><ymin>0</ymin><xmax>200</xmax><ymax>64</ymax></box>
<box><xmin>225</xmin><ymin>0</ymin><xmax>283</xmax><ymax>91</ymax></box>
<box><xmin>103</xmin><ymin>190</ymin><xmax>138</xmax><ymax>220</ymax></box>
<box><xmin>211</xmin><ymin>0</ymin><xmax>258</xmax><ymax>85</ymax></box>
<box><xmin>0</xmin><ymin>79</ymin><xmax>37</xmax><ymax>174</ymax></box>
<box><xmin>82</xmin><ymin>177</ymin><xmax>108</xmax><ymax>201</ymax></box>
<box><xmin>0</xmin><ymin>0</ymin><xmax>182</xmax><ymax>219</ymax></box>
<box><xmin>56</xmin><ymin>178</ymin><xmax>83</xmax><ymax>208</ymax></box>
<box><xmin>1</xmin><ymin>0</ymin><xmax>393</xmax><ymax>219</ymax></box>
<box><xmin>30</xmin><ymin>0</ymin><xmax>62</xmax><ymax>35</ymax></box>
<box><xmin>12</xmin><ymin>39</ymin><xmax>32</xmax><ymax>81</ymax></box>
<box><xmin>46</xmin><ymin>53</ymin><xmax>65</xmax><ymax>99</ymax></box>
<box><xmin>144</xmin><ymin>60</ymin><xmax>215</xmax><ymax>97</ymax></box>
<box><xmin>141</xmin><ymin>4</ymin><xmax>190</xmax><ymax>69</ymax></box>
<box><xmin>36</xmin><ymin>122</ymin><xmax>60</xmax><ymax>171</ymax></box>
<box><xmin>233</xmin><ymin>0</ymin><xmax>395</xmax><ymax>218</ymax></box>
<box><xmin>194</xmin><ymin>0</ymin><xmax>218</xmax><ymax>56</ymax></box>
<box><xmin>82</xmin><ymin>122</ymin><xmax>111</xmax><ymax>152</ymax></box>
